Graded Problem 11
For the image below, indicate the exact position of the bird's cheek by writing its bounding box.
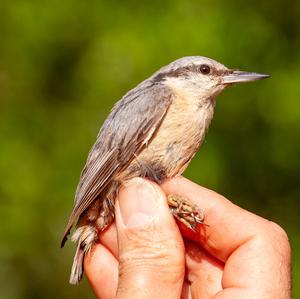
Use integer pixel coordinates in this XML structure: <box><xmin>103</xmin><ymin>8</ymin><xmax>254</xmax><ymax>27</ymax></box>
<box><xmin>212</xmin><ymin>84</ymin><xmax>226</xmax><ymax>97</ymax></box>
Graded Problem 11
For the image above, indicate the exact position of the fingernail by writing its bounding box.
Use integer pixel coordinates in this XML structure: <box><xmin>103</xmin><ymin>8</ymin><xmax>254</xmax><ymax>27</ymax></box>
<box><xmin>118</xmin><ymin>178</ymin><xmax>162</xmax><ymax>228</ymax></box>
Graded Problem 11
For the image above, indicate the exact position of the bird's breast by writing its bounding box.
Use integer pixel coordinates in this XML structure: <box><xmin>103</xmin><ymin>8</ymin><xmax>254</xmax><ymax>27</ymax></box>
<box><xmin>125</xmin><ymin>92</ymin><xmax>215</xmax><ymax>182</ymax></box>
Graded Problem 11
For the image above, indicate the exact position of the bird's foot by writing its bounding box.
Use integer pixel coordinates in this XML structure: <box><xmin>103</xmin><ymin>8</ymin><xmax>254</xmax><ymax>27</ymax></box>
<box><xmin>167</xmin><ymin>194</ymin><xmax>204</xmax><ymax>231</ymax></box>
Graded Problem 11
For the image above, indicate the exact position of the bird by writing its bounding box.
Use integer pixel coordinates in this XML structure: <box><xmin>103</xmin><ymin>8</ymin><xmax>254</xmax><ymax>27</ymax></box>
<box><xmin>61</xmin><ymin>56</ymin><xmax>269</xmax><ymax>284</ymax></box>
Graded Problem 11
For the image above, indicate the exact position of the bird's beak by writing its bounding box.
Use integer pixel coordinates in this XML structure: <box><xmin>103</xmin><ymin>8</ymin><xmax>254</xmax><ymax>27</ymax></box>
<box><xmin>222</xmin><ymin>70</ymin><xmax>270</xmax><ymax>84</ymax></box>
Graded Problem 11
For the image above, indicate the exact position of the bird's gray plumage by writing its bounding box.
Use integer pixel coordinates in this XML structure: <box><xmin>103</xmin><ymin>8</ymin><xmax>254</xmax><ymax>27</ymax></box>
<box><xmin>61</xmin><ymin>82</ymin><xmax>173</xmax><ymax>246</ymax></box>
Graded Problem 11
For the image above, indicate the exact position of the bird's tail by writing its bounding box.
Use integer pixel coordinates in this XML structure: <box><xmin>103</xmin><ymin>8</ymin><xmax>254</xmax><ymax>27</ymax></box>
<box><xmin>70</xmin><ymin>243</ymin><xmax>84</xmax><ymax>284</ymax></box>
<box><xmin>69</xmin><ymin>225</ymin><xmax>98</xmax><ymax>285</ymax></box>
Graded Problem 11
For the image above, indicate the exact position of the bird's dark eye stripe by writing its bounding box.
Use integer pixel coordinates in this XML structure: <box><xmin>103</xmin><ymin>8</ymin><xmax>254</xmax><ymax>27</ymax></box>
<box><xmin>152</xmin><ymin>64</ymin><xmax>214</xmax><ymax>82</ymax></box>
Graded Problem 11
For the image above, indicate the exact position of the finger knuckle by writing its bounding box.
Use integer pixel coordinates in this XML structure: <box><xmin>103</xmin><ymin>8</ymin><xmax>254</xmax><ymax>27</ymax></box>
<box><xmin>119</xmin><ymin>236</ymin><xmax>184</xmax><ymax>284</ymax></box>
<box><xmin>268</xmin><ymin>221</ymin><xmax>289</xmax><ymax>242</ymax></box>
<box><xmin>267</xmin><ymin>221</ymin><xmax>291</xmax><ymax>256</ymax></box>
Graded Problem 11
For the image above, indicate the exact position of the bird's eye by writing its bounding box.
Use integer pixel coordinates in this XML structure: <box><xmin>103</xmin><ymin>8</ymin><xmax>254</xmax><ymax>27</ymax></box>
<box><xmin>199</xmin><ymin>64</ymin><xmax>211</xmax><ymax>75</ymax></box>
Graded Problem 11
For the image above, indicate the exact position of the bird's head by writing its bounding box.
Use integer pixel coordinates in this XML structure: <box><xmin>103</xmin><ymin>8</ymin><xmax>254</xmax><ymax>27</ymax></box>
<box><xmin>152</xmin><ymin>56</ymin><xmax>269</xmax><ymax>102</ymax></box>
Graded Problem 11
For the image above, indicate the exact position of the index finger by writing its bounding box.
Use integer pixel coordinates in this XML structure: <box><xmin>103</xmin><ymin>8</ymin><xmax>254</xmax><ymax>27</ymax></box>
<box><xmin>161</xmin><ymin>177</ymin><xmax>291</xmax><ymax>298</ymax></box>
<box><xmin>161</xmin><ymin>176</ymin><xmax>283</xmax><ymax>261</ymax></box>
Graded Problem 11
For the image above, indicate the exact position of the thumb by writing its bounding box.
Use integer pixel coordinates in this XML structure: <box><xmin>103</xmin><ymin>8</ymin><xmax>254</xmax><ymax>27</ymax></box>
<box><xmin>115</xmin><ymin>178</ymin><xmax>185</xmax><ymax>299</ymax></box>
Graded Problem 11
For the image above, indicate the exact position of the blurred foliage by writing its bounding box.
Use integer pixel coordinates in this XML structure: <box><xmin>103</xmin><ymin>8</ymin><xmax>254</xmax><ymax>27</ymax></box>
<box><xmin>0</xmin><ymin>0</ymin><xmax>299</xmax><ymax>298</ymax></box>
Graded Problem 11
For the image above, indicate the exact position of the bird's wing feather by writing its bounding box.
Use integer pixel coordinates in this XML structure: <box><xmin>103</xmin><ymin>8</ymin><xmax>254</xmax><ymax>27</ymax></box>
<box><xmin>61</xmin><ymin>83</ymin><xmax>172</xmax><ymax>246</ymax></box>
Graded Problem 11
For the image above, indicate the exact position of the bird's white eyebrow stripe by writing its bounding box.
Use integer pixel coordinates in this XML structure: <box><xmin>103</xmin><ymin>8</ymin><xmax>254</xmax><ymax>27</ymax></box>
<box><xmin>152</xmin><ymin>64</ymin><xmax>230</xmax><ymax>83</ymax></box>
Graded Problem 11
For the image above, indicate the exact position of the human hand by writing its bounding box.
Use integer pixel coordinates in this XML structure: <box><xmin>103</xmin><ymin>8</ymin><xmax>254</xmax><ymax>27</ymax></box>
<box><xmin>84</xmin><ymin>177</ymin><xmax>291</xmax><ymax>299</ymax></box>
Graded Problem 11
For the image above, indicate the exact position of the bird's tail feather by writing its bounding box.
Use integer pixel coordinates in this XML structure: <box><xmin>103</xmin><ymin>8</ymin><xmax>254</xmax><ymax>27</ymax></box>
<box><xmin>69</xmin><ymin>225</ymin><xmax>98</xmax><ymax>285</ymax></box>
<box><xmin>70</xmin><ymin>243</ymin><xmax>84</xmax><ymax>285</ymax></box>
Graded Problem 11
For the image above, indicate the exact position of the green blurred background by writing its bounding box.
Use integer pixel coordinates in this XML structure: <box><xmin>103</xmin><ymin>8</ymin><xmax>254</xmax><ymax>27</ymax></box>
<box><xmin>0</xmin><ymin>0</ymin><xmax>299</xmax><ymax>298</ymax></box>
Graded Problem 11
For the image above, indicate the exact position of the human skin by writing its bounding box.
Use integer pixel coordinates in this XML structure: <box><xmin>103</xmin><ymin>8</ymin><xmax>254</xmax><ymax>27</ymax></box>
<box><xmin>84</xmin><ymin>177</ymin><xmax>291</xmax><ymax>299</ymax></box>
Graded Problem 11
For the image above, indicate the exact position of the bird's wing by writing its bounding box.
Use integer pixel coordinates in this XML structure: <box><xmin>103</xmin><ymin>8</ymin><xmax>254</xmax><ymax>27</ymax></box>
<box><xmin>61</xmin><ymin>83</ymin><xmax>172</xmax><ymax>246</ymax></box>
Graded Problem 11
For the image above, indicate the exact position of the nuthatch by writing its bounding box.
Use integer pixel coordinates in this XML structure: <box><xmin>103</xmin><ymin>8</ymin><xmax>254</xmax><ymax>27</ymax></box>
<box><xmin>61</xmin><ymin>56</ymin><xmax>269</xmax><ymax>284</ymax></box>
